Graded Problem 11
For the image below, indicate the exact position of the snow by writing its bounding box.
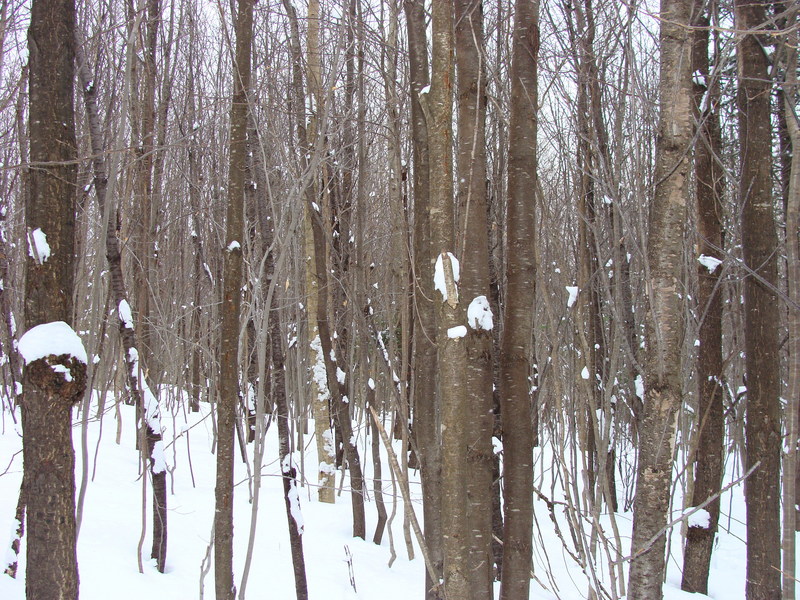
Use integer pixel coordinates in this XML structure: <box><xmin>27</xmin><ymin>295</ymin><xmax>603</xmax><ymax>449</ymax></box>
<box><xmin>565</xmin><ymin>286</ymin><xmax>579</xmax><ymax>308</ymax></box>
<box><xmin>433</xmin><ymin>252</ymin><xmax>460</xmax><ymax>303</ymax></box>
<box><xmin>698</xmin><ymin>254</ymin><xmax>722</xmax><ymax>273</ymax></box>
<box><xmin>286</xmin><ymin>480</ymin><xmax>305</xmax><ymax>535</ymax></box>
<box><xmin>581</xmin><ymin>366</ymin><xmax>590</xmax><ymax>380</ymax></box>
<box><xmin>127</xmin><ymin>346</ymin><xmax>166</xmax><ymax>471</ymax></box>
<box><xmin>467</xmin><ymin>296</ymin><xmax>493</xmax><ymax>331</ymax></box>
<box><xmin>27</xmin><ymin>228</ymin><xmax>50</xmax><ymax>264</ymax></box>
<box><xmin>4</xmin><ymin>518</ymin><xmax>21</xmax><ymax>568</ymax></box>
<box><xmin>150</xmin><ymin>440</ymin><xmax>167</xmax><ymax>475</ymax></box>
<box><xmin>227</xmin><ymin>240</ymin><xmax>241</xmax><ymax>252</ymax></box>
<box><xmin>635</xmin><ymin>374</ymin><xmax>645</xmax><ymax>399</ymax></box>
<box><xmin>684</xmin><ymin>507</ymin><xmax>711</xmax><ymax>529</ymax></box>
<box><xmin>336</xmin><ymin>367</ymin><xmax>346</xmax><ymax>385</ymax></box>
<box><xmin>0</xmin><ymin>391</ymin><xmax>779</xmax><ymax>600</ymax></box>
<box><xmin>419</xmin><ymin>84</ymin><xmax>431</xmax><ymax>95</ymax></box>
<box><xmin>447</xmin><ymin>325</ymin><xmax>467</xmax><ymax>339</ymax></box>
<box><xmin>51</xmin><ymin>364</ymin><xmax>73</xmax><ymax>382</ymax></box>
<box><xmin>18</xmin><ymin>321</ymin><xmax>87</xmax><ymax>364</ymax></box>
<box><xmin>118</xmin><ymin>300</ymin><xmax>134</xmax><ymax>329</ymax></box>
<box><xmin>310</xmin><ymin>336</ymin><xmax>330</xmax><ymax>402</ymax></box>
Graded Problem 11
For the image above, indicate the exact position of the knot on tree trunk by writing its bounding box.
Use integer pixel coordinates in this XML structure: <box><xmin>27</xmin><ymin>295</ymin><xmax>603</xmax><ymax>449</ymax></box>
<box><xmin>25</xmin><ymin>354</ymin><xmax>87</xmax><ymax>405</ymax></box>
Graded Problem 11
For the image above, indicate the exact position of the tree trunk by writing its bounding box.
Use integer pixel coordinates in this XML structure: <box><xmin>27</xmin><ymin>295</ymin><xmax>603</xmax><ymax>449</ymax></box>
<box><xmin>681</xmin><ymin>3</ymin><xmax>725</xmax><ymax>593</ymax></box>
<box><xmin>215</xmin><ymin>2</ymin><xmax>254</xmax><ymax>598</ymax></box>
<box><xmin>499</xmin><ymin>1</ymin><xmax>539</xmax><ymax>598</ymax></box>
<box><xmin>781</xmin><ymin>7</ymin><xmax>800</xmax><ymax>597</ymax></box>
<box><xmin>627</xmin><ymin>0</ymin><xmax>694</xmax><ymax>598</ymax></box>
<box><xmin>735</xmin><ymin>2</ymin><xmax>782</xmax><ymax>598</ymax></box>
<box><xmin>22</xmin><ymin>1</ymin><xmax>85</xmax><ymax>598</ymax></box>
<box><xmin>272</xmin><ymin>289</ymin><xmax>309</xmax><ymax>600</ymax></box>
<box><xmin>429</xmin><ymin>2</ymin><xmax>470</xmax><ymax>598</ymax></box>
<box><xmin>404</xmin><ymin>1</ymin><xmax>443</xmax><ymax>596</ymax></box>
<box><xmin>454</xmin><ymin>0</ymin><xmax>494</xmax><ymax>596</ymax></box>
<box><xmin>304</xmin><ymin>0</ymin><xmax>336</xmax><ymax>506</ymax></box>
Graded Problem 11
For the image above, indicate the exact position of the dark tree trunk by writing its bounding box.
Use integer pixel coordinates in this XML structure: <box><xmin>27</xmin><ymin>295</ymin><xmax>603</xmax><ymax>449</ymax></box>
<box><xmin>454</xmin><ymin>0</ymin><xmax>494</xmax><ymax>597</ymax></box>
<box><xmin>499</xmin><ymin>1</ymin><xmax>539</xmax><ymax>598</ymax></box>
<box><xmin>22</xmin><ymin>1</ymin><xmax>84</xmax><ymax>598</ymax></box>
<box><xmin>271</xmin><ymin>295</ymin><xmax>309</xmax><ymax>600</ymax></box>
<box><xmin>681</xmin><ymin>2</ymin><xmax>725</xmax><ymax>593</ymax></box>
<box><xmin>404</xmin><ymin>1</ymin><xmax>443</xmax><ymax>596</ymax></box>
<box><xmin>429</xmin><ymin>2</ymin><xmax>470</xmax><ymax>598</ymax></box>
<box><xmin>215</xmin><ymin>1</ymin><xmax>254</xmax><ymax>598</ymax></box>
<box><xmin>736</xmin><ymin>1</ymin><xmax>782</xmax><ymax>598</ymax></box>
<box><xmin>76</xmin><ymin>28</ymin><xmax>168</xmax><ymax>574</ymax></box>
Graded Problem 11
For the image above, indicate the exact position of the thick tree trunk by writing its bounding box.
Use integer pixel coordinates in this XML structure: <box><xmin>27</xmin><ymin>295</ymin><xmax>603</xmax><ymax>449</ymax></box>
<box><xmin>130</xmin><ymin>0</ymin><xmax>160</xmax><ymax>383</ymax></box>
<box><xmin>304</xmin><ymin>0</ymin><xmax>336</xmax><ymax>505</ymax></box>
<box><xmin>454</xmin><ymin>0</ymin><xmax>494</xmax><ymax>596</ymax></box>
<box><xmin>735</xmin><ymin>2</ymin><xmax>782</xmax><ymax>599</ymax></box>
<box><xmin>22</xmin><ymin>2</ymin><xmax>84</xmax><ymax>598</ymax></box>
<box><xmin>499</xmin><ymin>1</ymin><xmax>539</xmax><ymax>598</ymax></box>
<box><xmin>429</xmin><ymin>2</ymin><xmax>470</xmax><ymax>598</ymax></box>
<box><xmin>681</xmin><ymin>3</ymin><xmax>725</xmax><ymax>593</ymax></box>
<box><xmin>215</xmin><ymin>2</ymin><xmax>254</xmax><ymax>598</ymax></box>
<box><xmin>404</xmin><ymin>1</ymin><xmax>442</xmax><ymax>596</ymax></box>
<box><xmin>627</xmin><ymin>0</ymin><xmax>694</xmax><ymax>598</ymax></box>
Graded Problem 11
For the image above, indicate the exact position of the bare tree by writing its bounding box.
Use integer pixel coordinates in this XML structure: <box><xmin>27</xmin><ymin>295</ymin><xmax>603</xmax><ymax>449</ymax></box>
<box><xmin>681</xmin><ymin>1</ymin><xmax>725</xmax><ymax>592</ymax></box>
<box><xmin>21</xmin><ymin>1</ymin><xmax>86</xmax><ymax>598</ymax></box>
<box><xmin>454</xmin><ymin>0</ymin><xmax>495</xmax><ymax>595</ymax></box>
<box><xmin>627</xmin><ymin>0</ymin><xmax>694</xmax><ymax>597</ymax></box>
<box><xmin>736</xmin><ymin>0</ymin><xmax>782</xmax><ymax>597</ymax></box>
<box><xmin>499</xmin><ymin>0</ymin><xmax>539</xmax><ymax>597</ymax></box>
<box><xmin>781</xmin><ymin>5</ymin><xmax>800</xmax><ymax>598</ymax></box>
<box><xmin>405</xmin><ymin>0</ymin><xmax>443</xmax><ymax>596</ymax></box>
<box><xmin>215</xmin><ymin>1</ymin><xmax>255</xmax><ymax>598</ymax></box>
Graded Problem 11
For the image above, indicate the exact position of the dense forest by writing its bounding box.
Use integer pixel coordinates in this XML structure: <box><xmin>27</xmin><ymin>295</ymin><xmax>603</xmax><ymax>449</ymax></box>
<box><xmin>1</xmin><ymin>0</ymin><xmax>799</xmax><ymax>599</ymax></box>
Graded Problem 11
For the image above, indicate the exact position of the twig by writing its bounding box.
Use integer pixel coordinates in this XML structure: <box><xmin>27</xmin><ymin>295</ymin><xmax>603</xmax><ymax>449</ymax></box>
<box><xmin>616</xmin><ymin>461</ymin><xmax>760</xmax><ymax>565</ymax></box>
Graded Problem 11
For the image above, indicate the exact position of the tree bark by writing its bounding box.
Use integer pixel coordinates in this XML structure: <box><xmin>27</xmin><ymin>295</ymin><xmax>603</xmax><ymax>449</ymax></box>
<box><xmin>499</xmin><ymin>1</ymin><xmax>539</xmax><ymax>598</ymax></box>
<box><xmin>781</xmin><ymin>7</ymin><xmax>800</xmax><ymax>597</ymax></box>
<box><xmin>215</xmin><ymin>2</ymin><xmax>254</xmax><ymax>598</ymax></box>
<box><xmin>627</xmin><ymin>0</ymin><xmax>694</xmax><ymax>598</ymax></box>
<box><xmin>22</xmin><ymin>1</ymin><xmax>84</xmax><ymax>598</ymax></box>
<box><xmin>454</xmin><ymin>0</ymin><xmax>495</xmax><ymax>595</ymax></box>
<box><xmin>429</xmin><ymin>2</ymin><xmax>470</xmax><ymax>598</ymax></box>
<box><xmin>735</xmin><ymin>1</ymin><xmax>782</xmax><ymax>598</ymax></box>
<box><xmin>404</xmin><ymin>1</ymin><xmax>443</xmax><ymax>596</ymax></box>
<box><xmin>681</xmin><ymin>3</ymin><xmax>725</xmax><ymax>593</ymax></box>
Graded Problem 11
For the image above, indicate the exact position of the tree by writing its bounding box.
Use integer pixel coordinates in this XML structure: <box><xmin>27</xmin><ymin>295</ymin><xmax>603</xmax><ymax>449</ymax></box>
<box><xmin>429</xmin><ymin>1</ymin><xmax>470</xmax><ymax>597</ymax></box>
<box><xmin>499</xmin><ymin>1</ymin><xmax>539</xmax><ymax>597</ymax></box>
<box><xmin>627</xmin><ymin>0</ymin><xmax>694</xmax><ymax>597</ymax></box>
<box><xmin>454</xmin><ymin>0</ymin><xmax>495</xmax><ymax>595</ymax></box>
<box><xmin>21</xmin><ymin>1</ymin><xmax>86</xmax><ymax>598</ymax></box>
<box><xmin>404</xmin><ymin>0</ymin><xmax>443</xmax><ymax>596</ymax></box>
<box><xmin>781</xmin><ymin>6</ymin><xmax>800</xmax><ymax>598</ymax></box>
<box><xmin>736</xmin><ymin>0</ymin><xmax>782</xmax><ymax>597</ymax></box>
<box><xmin>681</xmin><ymin>1</ymin><xmax>725</xmax><ymax>593</ymax></box>
<box><xmin>75</xmin><ymin>26</ymin><xmax>168</xmax><ymax>573</ymax></box>
<box><xmin>215</xmin><ymin>1</ymin><xmax>254</xmax><ymax>598</ymax></box>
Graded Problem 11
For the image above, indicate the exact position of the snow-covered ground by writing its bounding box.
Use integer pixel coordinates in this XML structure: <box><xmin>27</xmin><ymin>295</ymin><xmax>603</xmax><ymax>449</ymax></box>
<box><xmin>0</xmin><ymin>393</ymin><xmax>763</xmax><ymax>598</ymax></box>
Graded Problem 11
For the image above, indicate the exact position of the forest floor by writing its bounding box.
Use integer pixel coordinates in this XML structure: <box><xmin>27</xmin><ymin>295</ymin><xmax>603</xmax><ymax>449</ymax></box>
<box><xmin>0</xmin><ymin>393</ymin><xmax>763</xmax><ymax>598</ymax></box>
